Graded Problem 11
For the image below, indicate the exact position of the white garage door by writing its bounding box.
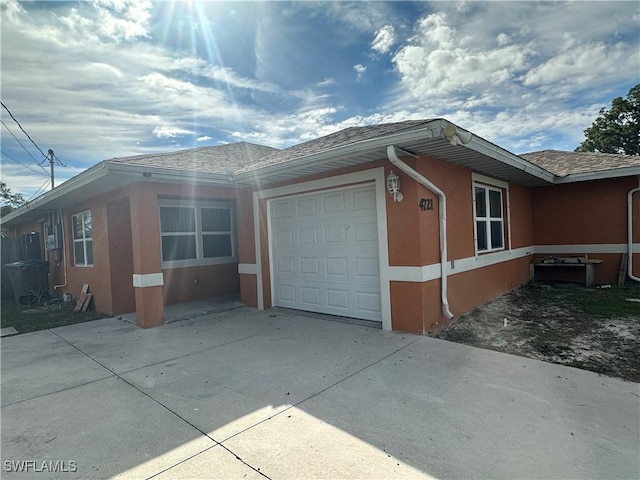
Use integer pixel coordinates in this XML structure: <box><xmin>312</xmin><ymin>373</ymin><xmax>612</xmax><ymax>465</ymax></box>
<box><xmin>270</xmin><ymin>184</ymin><xmax>381</xmax><ymax>322</ymax></box>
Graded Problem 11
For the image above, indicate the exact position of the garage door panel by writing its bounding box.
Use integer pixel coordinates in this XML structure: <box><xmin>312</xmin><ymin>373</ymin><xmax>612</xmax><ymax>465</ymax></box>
<box><xmin>276</xmin><ymin>257</ymin><xmax>295</xmax><ymax>274</ymax></box>
<box><xmin>275</xmin><ymin>229</ymin><xmax>293</xmax><ymax>247</ymax></box>
<box><xmin>301</xmin><ymin>287</ymin><xmax>321</xmax><ymax>307</ymax></box>
<box><xmin>326</xmin><ymin>257</ymin><xmax>348</xmax><ymax>277</ymax></box>
<box><xmin>271</xmin><ymin>185</ymin><xmax>381</xmax><ymax>322</ymax></box>
<box><xmin>323</xmin><ymin>193</ymin><xmax>346</xmax><ymax>213</ymax></box>
<box><xmin>357</xmin><ymin>291</ymin><xmax>381</xmax><ymax>313</ymax></box>
<box><xmin>354</xmin><ymin>223</ymin><xmax>377</xmax><ymax>243</ymax></box>
<box><xmin>273</xmin><ymin>200</ymin><xmax>293</xmax><ymax>219</ymax></box>
<box><xmin>324</xmin><ymin>225</ymin><xmax>347</xmax><ymax>245</ymax></box>
<box><xmin>299</xmin><ymin>257</ymin><xmax>320</xmax><ymax>275</ymax></box>
<box><xmin>278</xmin><ymin>284</ymin><xmax>296</xmax><ymax>302</ymax></box>
<box><xmin>355</xmin><ymin>258</ymin><xmax>379</xmax><ymax>278</ymax></box>
<box><xmin>353</xmin><ymin>189</ymin><xmax>376</xmax><ymax>211</ymax></box>
<box><xmin>275</xmin><ymin>284</ymin><xmax>381</xmax><ymax>321</ymax></box>
<box><xmin>275</xmin><ymin>257</ymin><xmax>379</xmax><ymax>285</ymax></box>
<box><xmin>297</xmin><ymin>197</ymin><xmax>316</xmax><ymax>216</ymax></box>
<box><xmin>327</xmin><ymin>289</ymin><xmax>349</xmax><ymax>309</ymax></box>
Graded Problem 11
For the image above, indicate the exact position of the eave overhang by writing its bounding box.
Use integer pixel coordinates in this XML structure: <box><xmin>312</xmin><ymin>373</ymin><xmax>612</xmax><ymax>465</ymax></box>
<box><xmin>1</xmin><ymin>161</ymin><xmax>234</xmax><ymax>227</ymax></box>
<box><xmin>232</xmin><ymin>119</ymin><xmax>555</xmax><ymax>188</ymax></box>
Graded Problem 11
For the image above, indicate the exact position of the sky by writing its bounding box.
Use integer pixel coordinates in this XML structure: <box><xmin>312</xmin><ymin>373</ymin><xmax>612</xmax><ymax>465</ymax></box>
<box><xmin>1</xmin><ymin>0</ymin><xmax>638</xmax><ymax>200</ymax></box>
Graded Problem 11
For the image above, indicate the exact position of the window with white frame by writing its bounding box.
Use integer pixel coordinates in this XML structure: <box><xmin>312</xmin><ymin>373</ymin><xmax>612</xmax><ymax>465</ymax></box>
<box><xmin>72</xmin><ymin>210</ymin><xmax>93</xmax><ymax>266</ymax></box>
<box><xmin>474</xmin><ymin>184</ymin><xmax>504</xmax><ymax>252</ymax></box>
<box><xmin>159</xmin><ymin>200</ymin><xmax>235</xmax><ymax>266</ymax></box>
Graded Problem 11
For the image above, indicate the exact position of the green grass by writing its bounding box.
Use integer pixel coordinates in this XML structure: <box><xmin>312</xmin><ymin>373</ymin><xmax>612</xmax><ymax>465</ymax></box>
<box><xmin>520</xmin><ymin>282</ymin><xmax>640</xmax><ymax>318</ymax></box>
<box><xmin>1</xmin><ymin>300</ymin><xmax>109</xmax><ymax>334</ymax></box>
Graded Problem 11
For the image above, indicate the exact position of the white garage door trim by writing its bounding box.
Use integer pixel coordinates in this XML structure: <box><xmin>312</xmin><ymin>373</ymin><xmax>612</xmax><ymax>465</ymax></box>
<box><xmin>253</xmin><ymin>167</ymin><xmax>391</xmax><ymax>330</ymax></box>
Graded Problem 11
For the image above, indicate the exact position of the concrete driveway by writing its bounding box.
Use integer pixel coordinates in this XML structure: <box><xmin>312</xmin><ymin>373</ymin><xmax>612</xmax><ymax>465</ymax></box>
<box><xmin>2</xmin><ymin>306</ymin><xmax>638</xmax><ymax>479</ymax></box>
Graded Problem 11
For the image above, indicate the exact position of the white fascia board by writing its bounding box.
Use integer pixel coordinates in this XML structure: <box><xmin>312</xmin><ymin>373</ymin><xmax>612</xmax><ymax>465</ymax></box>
<box><xmin>0</xmin><ymin>162</ymin><xmax>110</xmax><ymax>225</ymax></box>
<box><xmin>553</xmin><ymin>166</ymin><xmax>640</xmax><ymax>184</ymax></box>
<box><xmin>469</xmin><ymin>138</ymin><xmax>555</xmax><ymax>184</ymax></box>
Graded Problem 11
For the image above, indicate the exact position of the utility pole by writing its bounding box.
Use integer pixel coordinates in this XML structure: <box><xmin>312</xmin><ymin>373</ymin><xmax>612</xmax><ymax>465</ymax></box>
<box><xmin>48</xmin><ymin>149</ymin><xmax>55</xmax><ymax>190</ymax></box>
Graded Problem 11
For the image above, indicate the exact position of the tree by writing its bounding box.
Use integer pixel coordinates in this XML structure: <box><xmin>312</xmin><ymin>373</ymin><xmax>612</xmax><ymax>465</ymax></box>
<box><xmin>1</xmin><ymin>182</ymin><xmax>25</xmax><ymax>217</ymax></box>
<box><xmin>575</xmin><ymin>84</ymin><xmax>640</xmax><ymax>155</ymax></box>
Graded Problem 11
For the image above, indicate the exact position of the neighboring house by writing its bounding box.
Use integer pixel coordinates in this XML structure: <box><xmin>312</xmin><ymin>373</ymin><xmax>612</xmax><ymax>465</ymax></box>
<box><xmin>2</xmin><ymin>119</ymin><xmax>639</xmax><ymax>333</ymax></box>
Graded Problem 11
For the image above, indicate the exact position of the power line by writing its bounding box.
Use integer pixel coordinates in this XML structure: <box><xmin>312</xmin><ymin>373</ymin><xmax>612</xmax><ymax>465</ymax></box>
<box><xmin>28</xmin><ymin>177</ymin><xmax>51</xmax><ymax>201</ymax></box>
<box><xmin>53</xmin><ymin>152</ymin><xmax>66</xmax><ymax>168</ymax></box>
<box><xmin>0</xmin><ymin>120</ymin><xmax>49</xmax><ymax>173</ymax></box>
<box><xmin>1</xmin><ymin>101</ymin><xmax>49</xmax><ymax>163</ymax></box>
<box><xmin>1</xmin><ymin>150</ymin><xmax>50</xmax><ymax>177</ymax></box>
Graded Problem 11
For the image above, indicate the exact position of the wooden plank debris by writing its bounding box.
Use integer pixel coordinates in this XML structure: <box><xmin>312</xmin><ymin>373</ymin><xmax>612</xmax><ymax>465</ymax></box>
<box><xmin>74</xmin><ymin>284</ymin><xmax>90</xmax><ymax>312</ymax></box>
<box><xmin>618</xmin><ymin>253</ymin><xmax>628</xmax><ymax>286</ymax></box>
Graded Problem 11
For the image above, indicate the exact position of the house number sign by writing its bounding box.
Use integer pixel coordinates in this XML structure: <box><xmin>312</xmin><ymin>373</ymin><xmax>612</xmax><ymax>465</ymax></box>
<box><xmin>419</xmin><ymin>198</ymin><xmax>434</xmax><ymax>211</ymax></box>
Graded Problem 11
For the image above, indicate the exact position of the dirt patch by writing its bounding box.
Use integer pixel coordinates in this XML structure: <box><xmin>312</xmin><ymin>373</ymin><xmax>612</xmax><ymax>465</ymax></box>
<box><xmin>432</xmin><ymin>283</ymin><xmax>640</xmax><ymax>383</ymax></box>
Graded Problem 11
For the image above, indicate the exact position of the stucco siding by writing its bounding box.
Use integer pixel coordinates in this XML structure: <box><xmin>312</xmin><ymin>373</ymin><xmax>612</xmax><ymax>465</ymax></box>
<box><xmin>532</xmin><ymin>177</ymin><xmax>640</xmax><ymax>283</ymax></box>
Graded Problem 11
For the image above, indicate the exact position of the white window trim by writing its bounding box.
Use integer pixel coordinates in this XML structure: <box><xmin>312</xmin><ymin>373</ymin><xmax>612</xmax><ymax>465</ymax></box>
<box><xmin>472</xmin><ymin>173</ymin><xmax>512</xmax><ymax>253</ymax></box>
<box><xmin>158</xmin><ymin>199</ymin><xmax>237</xmax><ymax>269</ymax></box>
<box><xmin>71</xmin><ymin>210</ymin><xmax>93</xmax><ymax>267</ymax></box>
<box><xmin>473</xmin><ymin>183</ymin><xmax>505</xmax><ymax>254</ymax></box>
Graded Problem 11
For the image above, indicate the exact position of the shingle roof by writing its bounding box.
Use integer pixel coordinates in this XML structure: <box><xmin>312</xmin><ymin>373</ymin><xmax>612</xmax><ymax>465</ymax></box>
<box><xmin>107</xmin><ymin>142</ymin><xmax>278</xmax><ymax>174</ymax></box>
<box><xmin>236</xmin><ymin>120</ymin><xmax>436</xmax><ymax>173</ymax></box>
<box><xmin>520</xmin><ymin>150</ymin><xmax>640</xmax><ymax>177</ymax></box>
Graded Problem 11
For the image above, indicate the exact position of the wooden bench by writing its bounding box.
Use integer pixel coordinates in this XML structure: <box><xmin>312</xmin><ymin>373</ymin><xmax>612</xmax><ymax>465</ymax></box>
<box><xmin>529</xmin><ymin>258</ymin><xmax>603</xmax><ymax>287</ymax></box>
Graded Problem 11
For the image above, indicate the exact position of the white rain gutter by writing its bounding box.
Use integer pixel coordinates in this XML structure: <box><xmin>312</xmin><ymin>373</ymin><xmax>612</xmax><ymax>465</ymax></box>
<box><xmin>628</xmin><ymin>177</ymin><xmax>640</xmax><ymax>282</ymax></box>
<box><xmin>386</xmin><ymin>145</ymin><xmax>454</xmax><ymax>320</ymax></box>
<box><xmin>53</xmin><ymin>209</ymin><xmax>67</xmax><ymax>291</ymax></box>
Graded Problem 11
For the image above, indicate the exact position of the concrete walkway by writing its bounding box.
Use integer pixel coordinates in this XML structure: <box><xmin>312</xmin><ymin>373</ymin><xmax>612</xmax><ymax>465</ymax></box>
<box><xmin>1</xmin><ymin>307</ymin><xmax>638</xmax><ymax>479</ymax></box>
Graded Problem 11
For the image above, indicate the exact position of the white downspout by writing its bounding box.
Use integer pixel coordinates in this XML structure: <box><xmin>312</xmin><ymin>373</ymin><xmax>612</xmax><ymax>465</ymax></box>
<box><xmin>53</xmin><ymin>209</ymin><xmax>67</xmax><ymax>290</ymax></box>
<box><xmin>628</xmin><ymin>180</ymin><xmax>640</xmax><ymax>282</ymax></box>
<box><xmin>386</xmin><ymin>145</ymin><xmax>454</xmax><ymax>320</ymax></box>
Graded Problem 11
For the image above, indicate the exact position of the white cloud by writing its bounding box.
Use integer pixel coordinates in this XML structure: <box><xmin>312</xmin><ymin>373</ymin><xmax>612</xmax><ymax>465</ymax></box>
<box><xmin>171</xmin><ymin>58</ymin><xmax>280</xmax><ymax>93</ymax></box>
<box><xmin>371</xmin><ymin>25</ymin><xmax>396</xmax><ymax>54</ymax></box>
<box><xmin>196</xmin><ymin>136</ymin><xmax>212</xmax><ymax>142</ymax></box>
<box><xmin>152</xmin><ymin>126</ymin><xmax>194</xmax><ymax>139</ymax></box>
<box><xmin>392</xmin><ymin>12</ymin><xmax>532</xmax><ymax>100</ymax></box>
<box><xmin>523</xmin><ymin>38</ymin><xmax>630</xmax><ymax>88</ymax></box>
<box><xmin>353</xmin><ymin>64</ymin><xmax>367</xmax><ymax>79</ymax></box>
<box><xmin>295</xmin><ymin>2</ymin><xmax>397</xmax><ymax>33</ymax></box>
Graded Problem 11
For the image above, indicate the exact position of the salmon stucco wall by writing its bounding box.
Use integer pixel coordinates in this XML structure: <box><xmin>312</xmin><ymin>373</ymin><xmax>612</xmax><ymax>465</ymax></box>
<box><xmin>236</xmin><ymin>187</ymin><xmax>256</xmax><ymax>265</ymax></box>
<box><xmin>386</xmin><ymin>153</ymin><xmax>535</xmax><ymax>333</ymax></box>
<box><xmin>532</xmin><ymin>177</ymin><xmax>640</xmax><ymax>284</ymax></box>
<box><xmin>107</xmin><ymin>198</ymin><xmax>135</xmax><ymax>314</ymax></box>
<box><xmin>62</xmin><ymin>199</ymin><xmax>113</xmax><ymax>313</ymax></box>
<box><xmin>532</xmin><ymin>177</ymin><xmax>637</xmax><ymax>246</ymax></box>
<box><xmin>414</xmin><ymin>154</ymin><xmax>477</xmax><ymax>261</ymax></box>
<box><xmin>240</xmin><ymin>273</ymin><xmax>258</xmax><ymax>307</ymax></box>
<box><xmin>32</xmin><ymin>180</ymin><xmax>246</xmax><ymax>317</ymax></box>
<box><xmin>163</xmin><ymin>263</ymin><xmax>239</xmax><ymax>305</ymax></box>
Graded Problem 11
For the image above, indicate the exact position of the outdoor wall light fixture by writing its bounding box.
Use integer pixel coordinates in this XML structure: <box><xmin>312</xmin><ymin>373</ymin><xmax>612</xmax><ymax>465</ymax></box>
<box><xmin>386</xmin><ymin>170</ymin><xmax>403</xmax><ymax>202</ymax></box>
